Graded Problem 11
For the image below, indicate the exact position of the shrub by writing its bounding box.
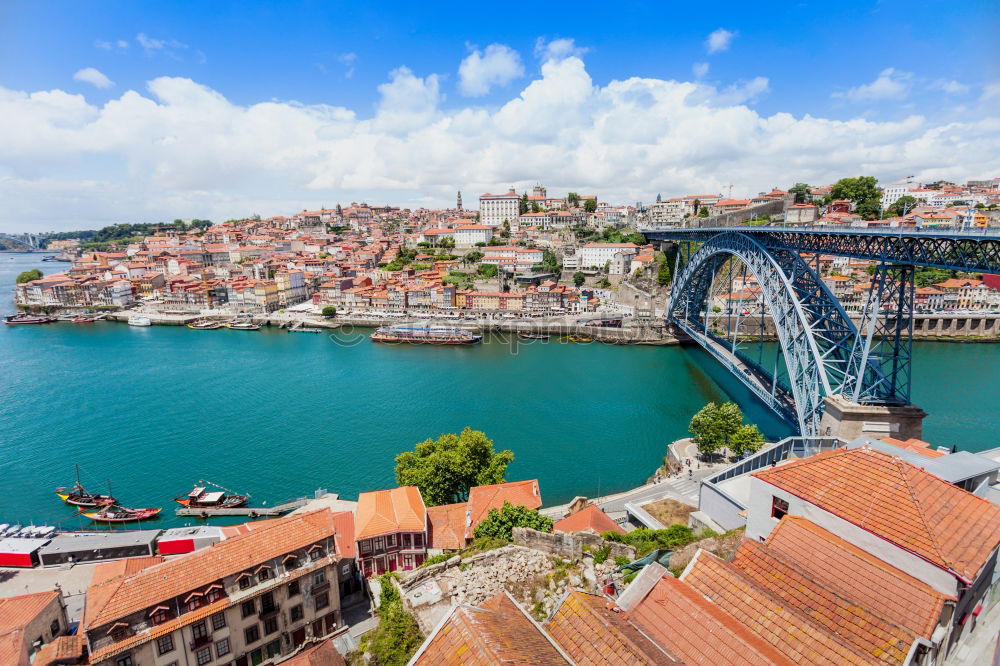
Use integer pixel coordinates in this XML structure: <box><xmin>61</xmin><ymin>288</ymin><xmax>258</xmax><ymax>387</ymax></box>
<box><xmin>473</xmin><ymin>501</ymin><xmax>553</xmax><ymax>541</ymax></box>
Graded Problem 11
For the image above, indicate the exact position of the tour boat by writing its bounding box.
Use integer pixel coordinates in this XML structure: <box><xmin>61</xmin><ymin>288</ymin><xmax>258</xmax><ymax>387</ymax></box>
<box><xmin>567</xmin><ymin>335</ymin><xmax>594</xmax><ymax>343</ymax></box>
<box><xmin>72</xmin><ymin>316</ymin><xmax>96</xmax><ymax>323</ymax></box>
<box><xmin>517</xmin><ymin>331</ymin><xmax>550</xmax><ymax>340</ymax></box>
<box><xmin>5</xmin><ymin>313</ymin><xmax>57</xmax><ymax>325</ymax></box>
<box><xmin>226</xmin><ymin>320</ymin><xmax>261</xmax><ymax>330</ymax></box>
<box><xmin>288</xmin><ymin>326</ymin><xmax>322</xmax><ymax>333</ymax></box>
<box><xmin>82</xmin><ymin>505</ymin><xmax>162</xmax><ymax>523</ymax></box>
<box><xmin>55</xmin><ymin>466</ymin><xmax>117</xmax><ymax>508</ymax></box>
<box><xmin>127</xmin><ymin>315</ymin><xmax>152</xmax><ymax>326</ymax></box>
<box><xmin>370</xmin><ymin>325</ymin><xmax>482</xmax><ymax>345</ymax></box>
<box><xmin>174</xmin><ymin>482</ymin><xmax>250</xmax><ymax>509</ymax></box>
<box><xmin>188</xmin><ymin>319</ymin><xmax>223</xmax><ymax>330</ymax></box>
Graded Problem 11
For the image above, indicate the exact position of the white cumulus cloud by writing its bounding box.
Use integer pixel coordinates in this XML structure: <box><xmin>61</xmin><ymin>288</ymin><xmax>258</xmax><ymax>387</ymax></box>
<box><xmin>706</xmin><ymin>29</ymin><xmax>736</xmax><ymax>54</ymax></box>
<box><xmin>0</xmin><ymin>56</ymin><xmax>997</xmax><ymax>232</ymax></box>
<box><xmin>459</xmin><ymin>44</ymin><xmax>524</xmax><ymax>96</ymax></box>
<box><xmin>73</xmin><ymin>67</ymin><xmax>114</xmax><ymax>89</ymax></box>
<box><xmin>930</xmin><ymin>79</ymin><xmax>970</xmax><ymax>95</ymax></box>
<box><xmin>534</xmin><ymin>38</ymin><xmax>588</xmax><ymax>62</ymax></box>
<box><xmin>836</xmin><ymin>67</ymin><xmax>912</xmax><ymax>102</ymax></box>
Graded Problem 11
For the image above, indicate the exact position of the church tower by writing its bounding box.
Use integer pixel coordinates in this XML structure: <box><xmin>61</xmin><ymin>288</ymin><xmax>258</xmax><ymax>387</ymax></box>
<box><xmin>456</xmin><ymin>191</ymin><xmax>463</xmax><ymax>210</ymax></box>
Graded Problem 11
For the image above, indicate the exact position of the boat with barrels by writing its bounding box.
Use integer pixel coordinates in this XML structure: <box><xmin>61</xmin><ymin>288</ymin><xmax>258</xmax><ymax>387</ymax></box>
<box><xmin>188</xmin><ymin>319</ymin><xmax>223</xmax><ymax>330</ymax></box>
<box><xmin>5</xmin><ymin>313</ymin><xmax>57</xmax><ymax>325</ymax></box>
<box><xmin>174</xmin><ymin>482</ymin><xmax>250</xmax><ymax>509</ymax></box>
<box><xmin>370</xmin><ymin>325</ymin><xmax>482</xmax><ymax>345</ymax></box>
<box><xmin>82</xmin><ymin>505</ymin><xmax>162</xmax><ymax>523</ymax></box>
<box><xmin>55</xmin><ymin>465</ymin><xmax>117</xmax><ymax>508</ymax></box>
<box><xmin>517</xmin><ymin>331</ymin><xmax>550</xmax><ymax>340</ymax></box>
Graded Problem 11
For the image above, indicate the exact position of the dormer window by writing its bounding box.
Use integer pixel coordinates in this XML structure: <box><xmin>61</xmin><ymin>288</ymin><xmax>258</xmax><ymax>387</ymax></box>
<box><xmin>237</xmin><ymin>572</ymin><xmax>253</xmax><ymax>590</ymax></box>
<box><xmin>108</xmin><ymin>622</ymin><xmax>132</xmax><ymax>642</ymax></box>
<box><xmin>308</xmin><ymin>544</ymin><xmax>323</xmax><ymax>561</ymax></box>
<box><xmin>255</xmin><ymin>564</ymin><xmax>272</xmax><ymax>582</ymax></box>
<box><xmin>205</xmin><ymin>584</ymin><xmax>224</xmax><ymax>603</ymax></box>
<box><xmin>283</xmin><ymin>553</ymin><xmax>300</xmax><ymax>570</ymax></box>
<box><xmin>148</xmin><ymin>606</ymin><xmax>171</xmax><ymax>626</ymax></box>
<box><xmin>184</xmin><ymin>591</ymin><xmax>204</xmax><ymax>612</ymax></box>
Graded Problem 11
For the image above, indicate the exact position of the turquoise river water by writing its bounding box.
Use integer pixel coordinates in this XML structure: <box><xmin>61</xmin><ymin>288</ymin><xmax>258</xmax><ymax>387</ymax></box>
<box><xmin>1</xmin><ymin>252</ymin><xmax>997</xmax><ymax>530</ymax></box>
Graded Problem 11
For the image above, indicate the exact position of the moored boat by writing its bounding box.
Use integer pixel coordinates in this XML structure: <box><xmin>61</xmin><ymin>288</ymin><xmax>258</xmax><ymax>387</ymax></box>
<box><xmin>174</xmin><ymin>482</ymin><xmax>250</xmax><ymax>509</ymax></box>
<box><xmin>567</xmin><ymin>334</ymin><xmax>593</xmax><ymax>343</ymax></box>
<box><xmin>517</xmin><ymin>331</ymin><xmax>550</xmax><ymax>340</ymax></box>
<box><xmin>127</xmin><ymin>315</ymin><xmax>152</xmax><ymax>326</ymax></box>
<box><xmin>5</xmin><ymin>313</ymin><xmax>57</xmax><ymax>325</ymax></box>
<box><xmin>55</xmin><ymin>465</ymin><xmax>117</xmax><ymax>508</ymax></box>
<box><xmin>72</xmin><ymin>316</ymin><xmax>96</xmax><ymax>323</ymax></box>
<box><xmin>371</xmin><ymin>325</ymin><xmax>482</xmax><ymax>345</ymax></box>
<box><xmin>82</xmin><ymin>505</ymin><xmax>162</xmax><ymax>523</ymax></box>
<box><xmin>226</xmin><ymin>320</ymin><xmax>261</xmax><ymax>330</ymax></box>
<box><xmin>188</xmin><ymin>319</ymin><xmax>223</xmax><ymax>330</ymax></box>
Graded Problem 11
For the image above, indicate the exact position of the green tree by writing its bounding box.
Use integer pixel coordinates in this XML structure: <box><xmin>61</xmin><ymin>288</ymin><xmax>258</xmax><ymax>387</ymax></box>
<box><xmin>598</xmin><ymin>277</ymin><xmax>611</xmax><ymax>288</ymax></box>
<box><xmin>657</xmin><ymin>260</ymin><xmax>671</xmax><ymax>286</ymax></box>
<box><xmin>394</xmin><ymin>428</ymin><xmax>514</xmax><ymax>506</ymax></box>
<box><xmin>15</xmin><ymin>269</ymin><xmax>43</xmax><ymax>284</ymax></box>
<box><xmin>584</xmin><ymin>198</ymin><xmax>597</xmax><ymax>213</ymax></box>
<box><xmin>321</xmin><ymin>306</ymin><xmax>337</xmax><ymax>317</ymax></box>
<box><xmin>464</xmin><ymin>250</ymin><xmax>484</xmax><ymax>264</ymax></box>
<box><xmin>688</xmin><ymin>402</ymin><xmax>743</xmax><ymax>457</ymax></box>
<box><xmin>477</xmin><ymin>264</ymin><xmax>498</xmax><ymax>279</ymax></box>
<box><xmin>530</xmin><ymin>201</ymin><xmax>541</xmax><ymax>213</ymax></box>
<box><xmin>473</xmin><ymin>501</ymin><xmax>553</xmax><ymax>541</ymax></box>
<box><xmin>692</xmin><ymin>199</ymin><xmax>701</xmax><ymax>215</ymax></box>
<box><xmin>697</xmin><ymin>207</ymin><xmax>710</xmax><ymax>218</ymax></box>
<box><xmin>541</xmin><ymin>249</ymin><xmax>561</xmax><ymax>274</ymax></box>
<box><xmin>830</xmin><ymin>176</ymin><xmax>881</xmax><ymax>220</ymax></box>
<box><xmin>567</xmin><ymin>192</ymin><xmax>581</xmax><ymax>207</ymax></box>
<box><xmin>788</xmin><ymin>183</ymin><xmax>811</xmax><ymax>204</ymax></box>
<box><xmin>519</xmin><ymin>192</ymin><xmax>529</xmax><ymax>215</ymax></box>
<box><xmin>886</xmin><ymin>195</ymin><xmax>918</xmax><ymax>218</ymax></box>
<box><xmin>573</xmin><ymin>271</ymin><xmax>585</xmax><ymax>287</ymax></box>
<box><xmin>729</xmin><ymin>424</ymin><xmax>765</xmax><ymax>457</ymax></box>
<box><xmin>364</xmin><ymin>573</ymin><xmax>424</xmax><ymax>665</ymax></box>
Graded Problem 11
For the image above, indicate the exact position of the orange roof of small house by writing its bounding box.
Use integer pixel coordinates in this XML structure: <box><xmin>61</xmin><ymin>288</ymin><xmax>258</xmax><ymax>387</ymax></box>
<box><xmin>32</xmin><ymin>634</ymin><xmax>86</xmax><ymax>666</ymax></box>
<box><xmin>466</xmin><ymin>480</ymin><xmax>541</xmax><ymax>537</ymax></box>
<box><xmin>765</xmin><ymin>516</ymin><xmax>952</xmax><ymax>639</ymax></box>
<box><xmin>355</xmin><ymin>486</ymin><xmax>426</xmax><ymax>540</ymax></box>
<box><xmin>279</xmin><ymin>640</ymin><xmax>347</xmax><ymax>666</ymax></box>
<box><xmin>879</xmin><ymin>437</ymin><xmax>947</xmax><ymax>459</ymax></box>
<box><xmin>553</xmin><ymin>505</ymin><xmax>625</xmax><ymax>536</ymax></box>
<box><xmin>628</xmin><ymin>574</ymin><xmax>794</xmax><ymax>665</ymax></box>
<box><xmin>413</xmin><ymin>592</ymin><xmax>569</xmax><ymax>665</ymax></box>
<box><xmin>0</xmin><ymin>590</ymin><xmax>61</xmax><ymax>666</ymax></box>
<box><xmin>546</xmin><ymin>591</ymin><xmax>679</xmax><ymax>664</ymax></box>
<box><xmin>753</xmin><ymin>447</ymin><xmax>1000</xmax><ymax>581</ymax></box>
<box><xmin>426</xmin><ymin>502</ymin><xmax>468</xmax><ymax>550</ymax></box>
<box><xmin>683</xmin><ymin>550</ymin><xmax>906</xmax><ymax>664</ymax></box>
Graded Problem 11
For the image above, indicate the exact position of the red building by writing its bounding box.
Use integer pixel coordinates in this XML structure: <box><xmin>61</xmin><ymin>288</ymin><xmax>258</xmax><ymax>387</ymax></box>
<box><xmin>355</xmin><ymin>486</ymin><xmax>427</xmax><ymax>576</ymax></box>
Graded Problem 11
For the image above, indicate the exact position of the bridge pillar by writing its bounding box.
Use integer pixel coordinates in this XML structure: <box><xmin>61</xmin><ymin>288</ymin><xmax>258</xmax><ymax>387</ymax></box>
<box><xmin>818</xmin><ymin>395</ymin><xmax>927</xmax><ymax>442</ymax></box>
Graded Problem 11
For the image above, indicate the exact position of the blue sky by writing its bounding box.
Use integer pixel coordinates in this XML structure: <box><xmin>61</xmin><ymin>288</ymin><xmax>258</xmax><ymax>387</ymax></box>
<box><xmin>0</xmin><ymin>0</ymin><xmax>997</xmax><ymax>230</ymax></box>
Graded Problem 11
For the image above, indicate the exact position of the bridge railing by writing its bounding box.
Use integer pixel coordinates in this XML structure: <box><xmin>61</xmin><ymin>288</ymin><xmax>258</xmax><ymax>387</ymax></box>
<box><xmin>698</xmin><ymin>435</ymin><xmax>846</xmax><ymax>530</ymax></box>
<box><xmin>645</xmin><ymin>223</ymin><xmax>1000</xmax><ymax>237</ymax></box>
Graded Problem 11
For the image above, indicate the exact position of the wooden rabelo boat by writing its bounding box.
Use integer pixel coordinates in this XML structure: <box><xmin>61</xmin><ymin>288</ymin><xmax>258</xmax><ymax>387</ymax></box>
<box><xmin>55</xmin><ymin>466</ymin><xmax>116</xmax><ymax>508</ymax></box>
<box><xmin>174</xmin><ymin>482</ymin><xmax>250</xmax><ymax>509</ymax></box>
<box><xmin>82</xmin><ymin>505</ymin><xmax>162</xmax><ymax>523</ymax></box>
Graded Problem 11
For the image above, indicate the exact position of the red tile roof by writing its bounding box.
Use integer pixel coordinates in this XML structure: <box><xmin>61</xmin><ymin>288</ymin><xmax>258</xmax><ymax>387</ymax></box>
<box><xmin>766</xmin><ymin>516</ymin><xmax>952</xmax><ymax>638</ymax></box>
<box><xmin>879</xmin><ymin>437</ymin><xmax>947</xmax><ymax>459</ymax></box>
<box><xmin>466</xmin><ymin>480</ymin><xmax>541</xmax><ymax>538</ymax></box>
<box><xmin>753</xmin><ymin>446</ymin><xmax>1000</xmax><ymax>580</ymax></box>
<box><xmin>0</xmin><ymin>590</ymin><xmax>61</xmax><ymax>666</ymax></box>
<box><xmin>628</xmin><ymin>574</ymin><xmax>795</xmax><ymax>665</ymax></box>
<box><xmin>32</xmin><ymin>634</ymin><xmax>85</xmax><ymax>666</ymax></box>
<box><xmin>682</xmin><ymin>551</ymin><xmax>884</xmax><ymax>664</ymax></box>
<box><xmin>355</xmin><ymin>487</ymin><xmax>426</xmax><ymax>540</ymax></box>
<box><xmin>413</xmin><ymin>592</ymin><xmax>569</xmax><ymax>664</ymax></box>
<box><xmin>553</xmin><ymin>505</ymin><xmax>625</xmax><ymax>536</ymax></box>
<box><xmin>547</xmin><ymin>591</ymin><xmax>679</xmax><ymax>664</ymax></box>
<box><xmin>729</xmin><ymin>540</ymin><xmax>917</xmax><ymax>663</ymax></box>
<box><xmin>280</xmin><ymin>640</ymin><xmax>348</xmax><ymax>666</ymax></box>
<box><xmin>426</xmin><ymin>502</ymin><xmax>468</xmax><ymax>550</ymax></box>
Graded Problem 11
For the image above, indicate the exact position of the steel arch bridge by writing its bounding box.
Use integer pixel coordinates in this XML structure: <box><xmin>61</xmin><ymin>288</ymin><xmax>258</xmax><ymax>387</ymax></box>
<box><xmin>642</xmin><ymin>226</ymin><xmax>1000</xmax><ymax>436</ymax></box>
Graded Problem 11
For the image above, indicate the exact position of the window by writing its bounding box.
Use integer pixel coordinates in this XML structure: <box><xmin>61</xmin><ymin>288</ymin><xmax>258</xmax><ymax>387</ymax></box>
<box><xmin>360</xmin><ymin>540</ymin><xmax>371</xmax><ymax>554</ymax></box>
<box><xmin>258</xmin><ymin>567</ymin><xmax>271</xmax><ymax>582</ymax></box>
<box><xmin>401</xmin><ymin>534</ymin><xmax>410</xmax><ymax>549</ymax></box>
<box><xmin>187</xmin><ymin>595</ymin><xmax>204</xmax><ymax>612</ymax></box>
<box><xmin>191</xmin><ymin>620</ymin><xmax>208</xmax><ymax>641</ymax></box>
<box><xmin>314</xmin><ymin>592</ymin><xmax>329</xmax><ymax>610</ymax></box>
<box><xmin>290</xmin><ymin>605</ymin><xmax>304</xmax><ymax>622</ymax></box>
<box><xmin>211</xmin><ymin>611</ymin><xmax>226</xmax><ymax>630</ymax></box>
<box><xmin>288</xmin><ymin>580</ymin><xmax>300</xmax><ymax>596</ymax></box>
<box><xmin>245</xmin><ymin>624</ymin><xmax>260</xmax><ymax>645</ymax></box>
<box><xmin>110</xmin><ymin>625</ymin><xmax>131</xmax><ymax>642</ymax></box>
<box><xmin>403</xmin><ymin>554</ymin><xmax>414</xmax><ymax>570</ymax></box>
<box><xmin>387</xmin><ymin>534</ymin><xmax>396</xmax><ymax>547</ymax></box>
<box><xmin>310</xmin><ymin>547</ymin><xmax>322</xmax><ymax>561</ymax></box>
<box><xmin>156</xmin><ymin>634</ymin><xmax>175</xmax><ymax>655</ymax></box>
<box><xmin>196</xmin><ymin>646</ymin><xmax>212</xmax><ymax>665</ymax></box>
<box><xmin>150</xmin><ymin>607</ymin><xmax>171</xmax><ymax>625</ymax></box>
<box><xmin>266</xmin><ymin>639</ymin><xmax>281</xmax><ymax>658</ymax></box>
<box><xmin>215</xmin><ymin>637</ymin><xmax>231</xmax><ymax>658</ymax></box>
<box><xmin>412</xmin><ymin>533</ymin><xmax>423</xmax><ymax>548</ymax></box>
<box><xmin>264</xmin><ymin>616</ymin><xmax>279</xmax><ymax>635</ymax></box>
<box><xmin>771</xmin><ymin>496</ymin><xmax>789</xmax><ymax>520</ymax></box>
<box><xmin>49</xmin><ymin>619</ymin><xmax>60</xmax><ymax>637</ymax></box>
<box><xmin>206</xmin><ymin>586</ymin><xmax>224</xmax><ymax>603</ymax></box>
<box><xmin>284</xmin><ymin>555</ymin><xmax>300</xmax><ymax>570</ymax></box>
<box><xmin>373</xmin><ymin>537</ymin><xmax>384</xmax><ymax>551</ymax></box>
<box><xmin>116</xmin><ymin>656</ymin><xmax>133</xmax><ymax>666</ymax></box>
<box><xmin>313</xmin><ymin>571</ymin><xmax>326</xmax><ymax>586</ymax></box>
<box><xmin>238</xmin><ymin>573</ymin><xmax>252</xmax><ymax>590</ymax></box>
<box><xmin>242</xmin><ymin>600</ymin><xmax>256</xmax><ymax>618</ymax></box>
<box><xmin>250</xmin><ymin>648</ymin><xmax>263</xmax><ymax>666</ymax></box>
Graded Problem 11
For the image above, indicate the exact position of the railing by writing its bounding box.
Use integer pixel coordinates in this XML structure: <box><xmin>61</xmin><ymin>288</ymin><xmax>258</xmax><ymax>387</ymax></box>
<box><xmin>646</xmin><ymin>223</ymin><xmax>1000</xmax><ymax>238</ymax></box>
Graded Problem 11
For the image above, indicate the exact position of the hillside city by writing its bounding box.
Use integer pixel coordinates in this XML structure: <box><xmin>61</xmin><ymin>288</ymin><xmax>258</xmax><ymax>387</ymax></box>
<box><xmin>9</xmin><ymin>176</ymin><xmax>1000</xmax><ymax>318</ymax></box>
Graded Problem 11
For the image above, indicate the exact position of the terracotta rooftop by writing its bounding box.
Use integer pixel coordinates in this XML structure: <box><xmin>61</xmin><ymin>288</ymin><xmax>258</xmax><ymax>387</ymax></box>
<box><xmin>752</xmin><ymin>446</ymin><xmax>1000</xmax><ymax>581</ymax></box>
<box><xmin>413</xmin><ymin>592</ymin><xmax>569</xmax><ymax>664</ymax></box>
<box><xmin>880</xmin><ymin>437</ymin><xmax>947</xmax><ymax>459</ymax></box>
<box><xmin>553</xmin><ymin>504</ymin><xmax>625</xmax><ymax>536</ymax></box>
<box><xmin>355</xmin><ymin>486</ymin><xmax>426</xmax><ymax>540</ymax></box>
<box><xmin>32</xmin><ymin>634</ymin><xmax>85</xmax><ymax>666</ymax></box>
<box><xmin>426</xmin><ymin>502</ymin><xmax>468</xmax><ymax>550</ymax></box>
<box><xmin>0</xmin><ymin>590</ymin><xmax>60</xmax><ymax>666</ymax></box>
<box><xmin>683</xmin><ymin>550</ymin><xmax>906</xmax><ymax>664</ymax></box>
<box><xmin>85</xmin><ymin>509</ymin><xmax>352</xmax><ymax>630</ymax></box>
<box><xmin>280</xmin><ymin>640</ymin><xmax>348</xmax><ymax>666</ymax></box>
<box><xmin>466</xmin><ymin>480</ymin><xmax>541</xmax><ymax>538</ymax></box>
<box><xmin>766</xmin><ymin>516</ymin><xmax>952</xmax><ymax>638</ymax></box>
<box><xmin>730</xmin><ymin>540</ymin><xmax>917</xmax><ymax>663</ymax></box>
<box><xmin>628</xmin><ymin>574</ymin><xmax>795</xmax><ymax>666</ymax></box>
<box><xmin>547</xmin><ymin>590</ymin><xmax>680</xmax><ymax>664</ymax></box>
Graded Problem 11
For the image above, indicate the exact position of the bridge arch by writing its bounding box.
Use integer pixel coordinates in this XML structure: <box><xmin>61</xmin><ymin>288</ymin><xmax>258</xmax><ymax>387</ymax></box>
<box><xmin>667</xmin><ymin>231</ymin><xmax>864</xmax><ymax>435</ymax></box>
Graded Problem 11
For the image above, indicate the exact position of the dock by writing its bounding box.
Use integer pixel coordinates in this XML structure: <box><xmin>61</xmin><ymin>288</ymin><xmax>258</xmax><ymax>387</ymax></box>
<box><xmin>175</xmin><ymin>498</ymin><xmax>310</xmax><ymax>518</ymax></box>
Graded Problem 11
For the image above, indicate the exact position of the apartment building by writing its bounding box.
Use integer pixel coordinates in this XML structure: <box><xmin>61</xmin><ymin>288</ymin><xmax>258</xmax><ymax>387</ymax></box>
<box><xmin>355</xmin><ymin>486</ymin><xmax>427</xmax><ymax>576</ymax></box>
<box><xmin>575</xmin><ymin>242</ymin><xmax>639</xmax><ymax>269</ymax></box>
<box><xmin>82</xmin><ymin>509</ymin><xmax>356</xmax><ymax>666</ymax></box>
<box><xmin>478</xmin><ymin>189</ymin><xmax>520</xmax><ymax>227</ymax></box>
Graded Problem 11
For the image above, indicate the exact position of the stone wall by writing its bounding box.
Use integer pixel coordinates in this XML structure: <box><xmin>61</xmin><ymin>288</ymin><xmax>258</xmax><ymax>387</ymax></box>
<box><xmin>513</xmin><ymin>527</ymin><xmax>636</xmax><ymax>561</ymax></box>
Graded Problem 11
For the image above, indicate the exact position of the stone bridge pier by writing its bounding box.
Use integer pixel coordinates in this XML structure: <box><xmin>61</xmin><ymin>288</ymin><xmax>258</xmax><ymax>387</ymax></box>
<box><xmin>818</xmin><ymin>395</ymin><xmax>927</xmax><ymax>442</ymax></box>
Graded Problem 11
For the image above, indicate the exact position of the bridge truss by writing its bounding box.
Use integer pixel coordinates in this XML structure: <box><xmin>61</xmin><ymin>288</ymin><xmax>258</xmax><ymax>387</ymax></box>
<box><xmin>662</xmin><ymin>229</ymin><xmax>938</xmax><ymax>436</ymax></box>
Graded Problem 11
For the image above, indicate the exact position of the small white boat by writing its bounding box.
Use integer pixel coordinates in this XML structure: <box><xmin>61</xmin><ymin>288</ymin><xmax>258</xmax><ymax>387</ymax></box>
<box><xmin>128</xmin><ymin>316</ymin><xmax>152</xmax><ymax>327</ymax></box>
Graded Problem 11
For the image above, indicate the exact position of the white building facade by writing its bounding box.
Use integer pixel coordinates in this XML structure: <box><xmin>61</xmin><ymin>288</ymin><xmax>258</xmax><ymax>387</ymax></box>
<box><xmin>479</xmin><ymin>189</ymin><xmax>521</xmax><ymax>227</ymax></box>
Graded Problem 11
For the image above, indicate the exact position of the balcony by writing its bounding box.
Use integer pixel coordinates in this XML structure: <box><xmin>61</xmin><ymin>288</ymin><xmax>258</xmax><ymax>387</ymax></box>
<box><xmin>189</xmin><ymin>634</ymin><xmax>212</xmax><ymax>651</ymax></box>
<box><xmin>259</xmin><ymin>604</ymin><xmax>279</xmax><ymax>619</ymax></box>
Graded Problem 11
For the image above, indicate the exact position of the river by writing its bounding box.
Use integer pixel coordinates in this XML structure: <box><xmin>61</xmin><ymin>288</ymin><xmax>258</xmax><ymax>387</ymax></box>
<box><xmin>1</xmin><ymin>252</ymin><xmax>997</xmax><ymax>530</ymax></box>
